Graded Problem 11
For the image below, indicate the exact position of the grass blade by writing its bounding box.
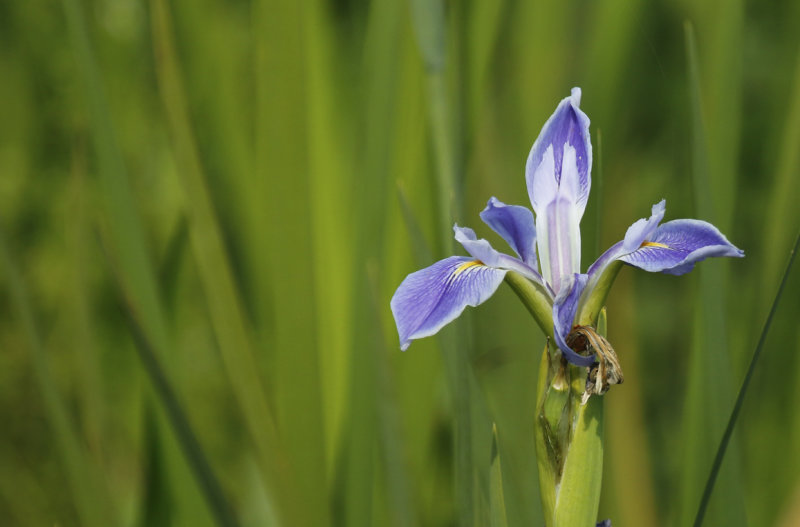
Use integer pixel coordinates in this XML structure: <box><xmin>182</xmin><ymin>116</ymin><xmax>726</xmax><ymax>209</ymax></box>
<box><xmin>333</xmin><ymin>0</ymin><xmax>413</xmax><ymax>522</ymax></box>
<box><xmin>593</xmin><ymin>129</ymin><xmax>604</xmax><ymax>260</ymax></box>
<box><xmin>694</xmin><ymin>230</ymin><xmax>800</xmax><ymax>526</ymax></box>
<box><xmin>490</xmin><ymin>424</ymin><xmax>509</xmax><ymax>527</ymax></box>
<box><xmin>61</xmin><ymin>0</ymin><xmax>170</xmax><ymax>356</ymax></box>
<box><xmin>113</xmin><ymin>262</ymin><xmax>240</xmax><ymax>527</ymax></box>
<box><xmin>396</xmin><ymin>183</ymin><xmax>434</xmax><ymax>267</ymax></box>
<box><xmin>679</xmin><ymin>22</ymin><xmax>747</xmax><ymax>527</ymax></box>
<box><xmin>408</xmin><ymin>2</ymin><xmax>482</xmax><ymax>524</ymax></box>
<box><xmin>0</xmin><ymin>227</ymin><xmax>112</xmax><ymax>527</ymax></box>
<box><xmin>148</xmin><ymin>3</ymin><xmax>304</xmax><ymax>525</ymax></box>
<box><xmin>764</xmin><ymin>47</ymin><xmax>800</xmax><ymax>296</ymax></box>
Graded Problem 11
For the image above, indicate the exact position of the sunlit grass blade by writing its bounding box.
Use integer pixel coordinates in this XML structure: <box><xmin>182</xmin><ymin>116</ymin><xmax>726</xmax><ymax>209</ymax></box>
<box><xmin>409</xmin><ymin>0</ymin><xmax>458</xmax><ymax>236</ymax></box>
<box><xmin>764</xmin><ymin>49</ymin><xmax>800</xmax><ymax>290</ymax></box>
<box><xmin>0</xmin><ymin>227</ymin><xmax>112</xmax><ymax>527</ymax></box>
<box><xmin>680</xmin><ymin>22</ymin><xmax>747</xmax><ymax>527</ymax></box>
<box><xmin>694</xmin><ymin>230</ymin><xmax>800</xmax><ymax>527</ymax></box>
<box><xmin>696</xmin><ymin>0</ymin><xmax>743</xmax><ymax>233</ymax></box>
<box><xmin>249</xmin><ymin>0</ymin><xmax>336</xmax><ymax>525</ymax></box>
<box><xmin>301</xmin><ymin>0</ymin><xmax>358</xmax><ymax>476</ymax></box>
<box><xmin>331</xmin><ymin>1</ymin><xmax>414</xmax><ymax>523</ymax></box>
<box><xmin>149</xmin><ymin>2</ymin><xmax>302</xmax><ymax>525</ymax></box>
<box><xmin>409</xmin><ymin>1</ymin><xmax>483</xmax><ymax>524</ymax></box>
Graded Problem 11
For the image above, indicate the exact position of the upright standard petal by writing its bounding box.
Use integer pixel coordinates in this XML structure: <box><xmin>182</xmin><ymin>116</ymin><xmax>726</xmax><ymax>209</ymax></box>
<box><xmin>620</xmin><ymin>219</ymin><xmax>744</xmax><ymax>275</ymax></box>
<box><xmin>526</xmin><ymin>88</ymin><xmax>592</xmax><ymax>293</ymax></box>
<box><xmin>479</xmin><ymin>197</ymin><xmax>538</xmax><ymax>269</ymax></box>
<box><xmin>552</xmin><ymin>273</ymin><xmax>595</xmax><ymax>367</ymax></box>
<box><xmin>529</xmin><ymin>145</ymin><xmax>584</xmax><ymax>293</ymax></box>
<box><xmin>526</xmin><ymin>87</ymin><xmax>592</xmax><ymax>215</ymax></box>
<box><xmin>391</xmin><ymin>256</ymin><xmax>507</xmax><ymax>351</ymax></box>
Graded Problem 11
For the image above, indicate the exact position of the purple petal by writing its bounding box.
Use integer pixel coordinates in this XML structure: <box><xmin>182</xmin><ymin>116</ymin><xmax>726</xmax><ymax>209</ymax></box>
<box><xmin>454</xmin><ymin>225</ymin><xmax>547</xmax><ymax>287</ymax></box>
<box><xmin>526</xmin><ymin>89</ymin><xmax>591</xmax><ymax>293</ymax></box>
<box><xmin>586</xmin><ymin>200</ymin><xmax>667</xmax><ymax>281</ymax></box>
<box><xmin>621</xmin><ymin>200</ymin><xmax>666</xmax><ymax>252</ymax></box>
<box><xmin>391</xmin><ymin>256</ymin><xmax>507</xmax><ymax>350</ymax></box>
<box><xmin>526</xmin><ymin>87</ymin><xmax>592</xmax><ymax>217</ymax></box>
<box><xmin>536</xmin><ymin>176</ymin><xmax>583</xmax><ymax>294</ymax></box>
<box><xmin>620</xmin><ymin>219</ymin><xmax>744</xmax><ymax>275</ymax></box>
<box><xmin>552</xmin><ymin>273</ymin><xmax>595</xmax><ymax>366</ymax></box>
<box><xmin>479</xmin><ymin>197</ymin><xmax>538</xmax><ymax>269</ymax></box>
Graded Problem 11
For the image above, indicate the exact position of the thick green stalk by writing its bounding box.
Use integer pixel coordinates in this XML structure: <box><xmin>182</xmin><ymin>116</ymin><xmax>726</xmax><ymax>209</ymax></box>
<box><xmin>504</xmin><ymin>272</ymin><xmax>555</xmax><ymax>339</ymax></box>
<box><xmin>507</xmin><ymin>271</ymin><xmax>609</xmax><ymax>526</ymax></box>
<box><xmin>553</xmin><ymin>310</ymin><xmax>608</xmax><ymax>527</ymax></box>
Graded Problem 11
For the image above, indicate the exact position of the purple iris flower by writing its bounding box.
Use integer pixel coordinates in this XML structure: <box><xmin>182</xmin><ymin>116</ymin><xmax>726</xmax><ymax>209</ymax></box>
<box><xmin>390</xmin><ymin>88</ymin><xmax>743</xmax><ymax>366</ymax></box>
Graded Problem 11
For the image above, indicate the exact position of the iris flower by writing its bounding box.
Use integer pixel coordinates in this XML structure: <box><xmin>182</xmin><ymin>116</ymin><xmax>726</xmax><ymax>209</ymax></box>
<box><xmin>391</xmin><ymin>88</ymin><xmax>743</xmax><ymax>369</ymax></box>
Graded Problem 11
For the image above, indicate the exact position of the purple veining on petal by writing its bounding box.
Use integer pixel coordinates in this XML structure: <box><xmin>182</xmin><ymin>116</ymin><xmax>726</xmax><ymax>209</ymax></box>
<box><xmin>620</xmin><ymin>219</ymin><xmax>744</xmax><ymax>274</ymax></box>
<box><xmin>391</xmin><ymin>256</ymin><xmax>507</xmax><ymax>350</ymax></box>
<box><xmin>526</xmin><ymin>87</ymin><xmax>592</xmax><ymax>214</ymax></box>
<box><xmin>527</xmin><ymin>91</ymin><xmax>590</xmax><ymax>293</ymax></box>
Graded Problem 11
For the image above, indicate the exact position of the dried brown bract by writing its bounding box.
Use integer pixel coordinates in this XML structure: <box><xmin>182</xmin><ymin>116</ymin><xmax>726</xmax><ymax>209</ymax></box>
<box><xmin>566</xmin><ymin>326</ymin><xmax>624</xmax><ymax>405</ymax></box>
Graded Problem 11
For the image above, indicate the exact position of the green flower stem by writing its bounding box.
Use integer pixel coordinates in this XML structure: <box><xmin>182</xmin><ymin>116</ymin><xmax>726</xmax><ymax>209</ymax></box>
<box><xmin>578</xmin><ymin>261</ymin><xmax>623</xmax><ymax>326</ymax></box>
<box><xmin>553</xmin><ymin>390</ymin><xmax>604</xmax><ymax>526</ymax></box>
<box><xmin>533</xmin><ymin>349</ymin><xmax>556</xmax><ymax>515</ymax></box>
<box><xmin>506</xmin><ymin>270</ymin><xmax>612</xmax><ymax>526</ymax></box>
<box><xmin>553</xmin><ymin>309</ymin><xmax>608</xmax><ymax>527</ymax></box>
<box><xmin>503</xmin><ymin>272</ymin><xmax>555</xmax><ymax>340</ymax></box>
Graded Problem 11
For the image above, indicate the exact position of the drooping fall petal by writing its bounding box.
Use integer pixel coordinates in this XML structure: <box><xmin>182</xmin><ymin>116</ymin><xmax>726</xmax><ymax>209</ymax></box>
<box><xmin>391</xmin><ymin>256</ymin><xmax>507</xmax><ymax>351</ymax></box>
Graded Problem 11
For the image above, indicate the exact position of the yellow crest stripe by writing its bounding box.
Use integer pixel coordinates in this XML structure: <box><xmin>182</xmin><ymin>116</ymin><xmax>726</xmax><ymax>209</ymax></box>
<box><xmin>640</xmin><ymin>241</ymin><xmax>669</xmax><ymax>249</ymax></box>
<box><xmin>453</xmin><ymin>260</ymin><xmax>484</xmax><ymax>276</ymax></box>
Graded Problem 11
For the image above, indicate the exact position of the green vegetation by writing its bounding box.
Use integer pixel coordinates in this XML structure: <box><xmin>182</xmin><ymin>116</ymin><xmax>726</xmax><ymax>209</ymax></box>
<box><xmin>1</xmin><ymin>0</ymin><xmax>799</xmax><ymax>525</ymax></box>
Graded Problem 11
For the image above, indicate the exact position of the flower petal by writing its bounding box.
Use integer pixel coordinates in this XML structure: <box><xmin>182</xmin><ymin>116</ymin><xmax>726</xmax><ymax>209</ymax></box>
<box><xmin>586</xmin><ymin>200</ymin><xmax>667</xmax><ymax>280</ymax></box>
<box><xmin>391</xmin><ymin>256</ymin><xmax>507</xmax><ymax>350</ymax></box>
<box><xmin>526</xmin><ymin>87</ymin><xmax>592</xmax><ymax>217</ymax></box>
<box><xmin>525</xmin><ymin>88</ymin><xmax>592</xmax><ymax>293</ymax></box>
<box><xmin>621</xmin><ymin>199</ymin><xmax>665</xmax><ymax>252</ymax></box>
<box><xmin>479</xmin><ymin>197</ymin><xmax>538</xmax><ymax>268</ymax></box>
<box><xmin>620</xmin><ymin>219</ymin><xmax>744</xmax><ymax>275</ymax></box>
<box><xmin>454</xmin><ymin>225</ymin><xmax>548</xmax><ymax>288</ymax></box>
<box><xmin>552</xmin><ymin>273</ymin><xmax>595</xmax><ymax>366</ymax></box>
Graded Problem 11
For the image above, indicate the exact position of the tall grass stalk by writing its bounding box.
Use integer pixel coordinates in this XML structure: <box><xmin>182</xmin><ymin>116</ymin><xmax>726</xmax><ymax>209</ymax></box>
<box><xmin>680</xmin><ymin>22</ymin><xmax>746</xmax><ymax>526</ymax></box>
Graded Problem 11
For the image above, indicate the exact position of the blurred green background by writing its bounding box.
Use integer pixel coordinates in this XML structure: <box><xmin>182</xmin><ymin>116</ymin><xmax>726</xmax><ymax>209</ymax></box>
<box><xmin>1</xmin><ymin>0</ymin><xmax>799</xmax><ymax>525</ymax></box>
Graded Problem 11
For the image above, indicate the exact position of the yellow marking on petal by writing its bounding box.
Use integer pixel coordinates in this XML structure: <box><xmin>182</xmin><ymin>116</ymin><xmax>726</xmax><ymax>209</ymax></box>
<box><xmin>640</xmin><ymin>241</ymin><xmax>669</xmax><ymax>249</ymax></box>
<box><xmin>454</xmin><ymin>260</ymin><xmax>484</xmax><ymax>276</ymax></box>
